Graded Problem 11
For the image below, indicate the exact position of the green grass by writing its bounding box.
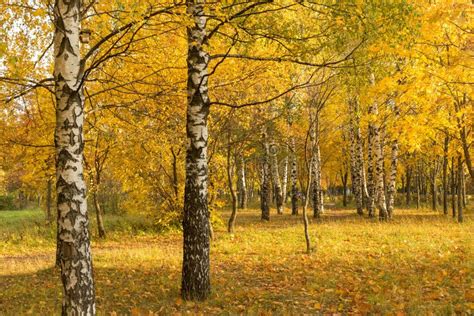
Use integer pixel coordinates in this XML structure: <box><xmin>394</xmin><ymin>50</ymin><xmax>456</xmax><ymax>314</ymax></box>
<box><xmin>1</xmin><ymin>206</ymin><xmax>473</xmax><ymax>315</ymax></box>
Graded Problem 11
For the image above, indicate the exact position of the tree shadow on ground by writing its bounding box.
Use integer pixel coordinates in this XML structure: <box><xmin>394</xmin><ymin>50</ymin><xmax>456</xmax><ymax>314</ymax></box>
<box><xmin>0</xmin><ymin>265</ymin><xmax>182</xmax><ymax>315</ymax></box>
<box><xmin>1</xmin><ymin>241</ymin><xmax>470</xmax><ymax>315</ymax></box>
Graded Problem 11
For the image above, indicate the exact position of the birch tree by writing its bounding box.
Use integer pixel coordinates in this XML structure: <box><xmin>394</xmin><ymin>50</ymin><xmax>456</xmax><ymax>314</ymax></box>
<box><xmin>53</xmin><ymin>0</ymin><xmax>95</xmax><ymax>313</ymax></box>
<box><xmin>348</xmin><ymin>98</ymin><xmax>364</xmax><ymax>215</ymax></box>
<box><xmin>261</xmin><ymin>127</ymin><xmax>271</xmax><ymax>221</ymax></box>
<box><xmin>181</xmin><ymin>0</ymin><xmax>211</xmax><ymax>301</ymax></box>
<box><xmin>386</xmin><ymin>100</ymin><xmax>399</xmax><ymax>219</ymax></box>
<box><xmin>269</xmin><ymin>143</ymin><xmax>284</xmax><ymax>214</ymax></box>
<box><xmin>286</xmin><ymin>131</ymin><xmax>297</xmax><ymax>217</ymax></box>
<box><xmin>237</xmin><ymin>156</ymin><xmax>247</xmax><ymax>209</ymax></box>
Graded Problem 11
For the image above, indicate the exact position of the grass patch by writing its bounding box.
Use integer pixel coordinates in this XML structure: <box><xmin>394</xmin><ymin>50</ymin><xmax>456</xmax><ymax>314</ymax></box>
<box><xmin>1</xmin><ymin>206</ymin><xmax>473</xmax><ymax>314</ymax></box>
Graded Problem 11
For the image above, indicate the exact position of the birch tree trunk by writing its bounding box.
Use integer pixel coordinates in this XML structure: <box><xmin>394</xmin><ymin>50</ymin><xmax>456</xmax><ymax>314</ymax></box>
<box><xmin>282</xmin><ymin>153</ymin><xmax>289</xmax><ymax>203</ymax></box>
<box><xmin>261</xmin><ymin>129</ymin><xmax>271</xmax><ymax>221</ymax></box>
<box><xmin>237</xmin><ymin>156</ymin><xmax>247</xmax><ymax>209</ymax></box>
<box><xmin>386</xmin><ymin>139</ymin><xmax>398</xmax><ymax>219</ymax></box>
<box><xmin>317</xmin><ymin>146</ymin><xmax>324</xmax><ymax>213</ymax></box>
<box><xmin>431</xmin><ymin>160</ymin><xmax>438</xmax><ymax>211</ymax></box>
<box><xmin>373</xmin><ymin>107</ymin><xmax>388</xmax><ymax>220</ymax></box>
<box><xmin>310</xmin><ymin>116</ymin><xmax>323</xmax><ymax>218</ymax></box>
<box><xmin>302</xmin><ymin>153</ymin><xmax>314</xmax><ymax>254</ymax></box>
<box><xmin>290</xmin><ymin>137</ymin><xmax>298</xmax><ymax>215</ymax></box>
<box><xmin>261</xmin><ymin>164</ymin><xmax>271</xmax><ymax>220</ymax></box>
<box><xmin>386</xmin><ymin>101</ymin><xmax>399</xmax><ymax>219</ymax></box>
<box><xmin>53</xmin><ymin>0</ymin><xmax>95</xmax><ymax>313</ymax></box>
<box><xmin>226</xmin><ymin>132</ymin><xmax>238</xmax><ymax>233</ymax></box>
<box><xmin>270</xmin><ymin>146</ymin><xmax>284</xmax><ymax>214</ymax></box>
<box><xmin>366</xmin><ymin>105</ymin><xmax>376</xmax><ymax>217</ymax></box>
<box><xmin>181</xmin><ymin>0</ymin><xmax>211</xmax><ymax>301</ymax></box>
<box><xmin>361</xmin><ymin>161</ymin><xmax>369</xmax><ymax>207</ymax></box>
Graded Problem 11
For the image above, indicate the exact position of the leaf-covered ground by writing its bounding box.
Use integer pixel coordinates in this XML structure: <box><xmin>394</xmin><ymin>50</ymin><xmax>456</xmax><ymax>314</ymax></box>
<box><xmin>1</xmin><ymin>207</ymin><xmax>473</xmax><ymax>315</ymax></box>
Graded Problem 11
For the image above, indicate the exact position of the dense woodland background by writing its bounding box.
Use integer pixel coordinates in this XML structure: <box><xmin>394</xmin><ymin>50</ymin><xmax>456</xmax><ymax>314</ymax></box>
<box><xmin>0</xmin><ymin>0</ymin><xmax>473</xmax><ymax>314</ymax></box>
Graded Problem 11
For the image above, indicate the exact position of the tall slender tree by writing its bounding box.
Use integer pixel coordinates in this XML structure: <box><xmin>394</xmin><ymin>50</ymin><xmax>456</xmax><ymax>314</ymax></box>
<box><xmin>261</xmin><ymin>127</ymin><xmax>271</xmax><ymax>221</ymax></box>
<box><xmin>386</xmin><ymin>100</ymin><xmax>399</xmax><ymax>219</ymax></box>
<box><xmin>53</xmin><ymin>0</ymin><xmax>96</xmax><ymax>313</ymax></box>
<box><xmin>181</xmin><ymin>0</ymin><xmax>211</xmax><ymax>301</ymax></box>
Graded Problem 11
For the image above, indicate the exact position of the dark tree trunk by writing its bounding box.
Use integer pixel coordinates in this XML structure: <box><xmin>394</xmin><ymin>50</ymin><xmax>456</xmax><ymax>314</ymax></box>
<box><xmin>406</xmin><ymin>167</ymin><xmax>411</xmax><ymax>207</ymax></box>
<box><xmin>181</xmin><ymin>0</ymin><xmax>211</xmax><ymax>301</ymax></box>
<box><xmin>457</xmin><ymin>156</ymin><xmax>463</xmax><ymax>223</ymax></box>
<box><xmin>93</xmin><ymin>190</ymin><xmax>106</xmax><ymax>239</ymax></box>
<box><xmin>290</xmin><ymin>138</ymin><xmax>298</xmax><ymax>215</ymax></box>
<box><xmin>442</xmin><ymin>136</ymin><xmax>449</xmax><ymax>215</ymax></box>
<box><xmin>431</xmin><ymin>179</ymin><xmax>437</xmax><ymax>211</ymax></box>
<box><xmin>430</xmin><ymin>159</ymin><xmax>438</xmax><ymax>211</ymax></box>
<box><xmin>451</xmin><ymin>157</ymin><xmax>456</xmax><ymax>218</ymax></box>
<box><xmin>341</xmin><ymin>171</ymin><xmax>348</xmax><ymax>207</ymax></box>
<box><xmin>456</xmin><ymin>94</ymin><xmax>473</xmax><ymax>182</ymax></box>
<box><xmin>416</xmin><ymin>170</ymin><xmax>421</xmax><ymax>209</ymax></box>
<box><xmin>462</xmin><ymin>171</ymin><xmax>466</xmax><ymax>208</ymax></box>
<box><xmin>261</xmin><ymin>129</ymin><xmax>271</xmax><ymax>221</ymax></box>
<box><xmin>226</xmin><ymin>130</ymin><xmax>238</xmax><ymax>234</ymax></box>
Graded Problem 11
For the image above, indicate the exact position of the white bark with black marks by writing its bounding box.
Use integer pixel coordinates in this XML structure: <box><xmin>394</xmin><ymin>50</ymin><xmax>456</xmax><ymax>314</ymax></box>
<box><xmin>261</xmin><ymin>129</ymin><xmax>271</xmax><ymax>220</ymax></box>
<box><xmin>282</xmin><ymin>152</ymin><xmax>289</xmax><ymax>203</ymax></box>
<box><xmin>181</xmin><ymin>0</ymin><xmax>211</xmax><ymax>301</ymax></box>
<box><xmin>310</xmin><ymin>116</ymin><xmax>323</xmax><ymax>218</ymax></box>
<box><xmin>237</xmin><ymin>156</ymin><xmax>247</xmax><ymax>209</ymax></box>
<box><xmin>374</xmin><ymin>108</ymin><xmax>388</xmax><ymax>221</ymax></box>
<box><xmin>366</xmin><ymin>104</ymin><xmax>376</xmax><ymax>217</ymax></box>
<box><xmin>269</xmin><ymin>144</ymin><xmax>284</xmax><ymax>214</ymax></box>
<box><xmin>386</xmin><ymin>101</ymin><xmax>399</xmax><ymax>219</ymax></box>
<box><xmin>53</xmin><ymin>0</ymin><xmax>96</xmax><ymax>314</ymax></box>
<box><xmin>290</xmin><ymin>137</ymin><xmax>298</xmax><ymax>215</ymax></box>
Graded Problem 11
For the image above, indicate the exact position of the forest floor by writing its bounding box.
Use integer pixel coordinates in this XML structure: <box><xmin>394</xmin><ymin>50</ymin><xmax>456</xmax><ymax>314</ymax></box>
<box><xmin>0</xmin><ymin>205</ymin><xmax>473</xmax><ymax>315</ymax></box>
